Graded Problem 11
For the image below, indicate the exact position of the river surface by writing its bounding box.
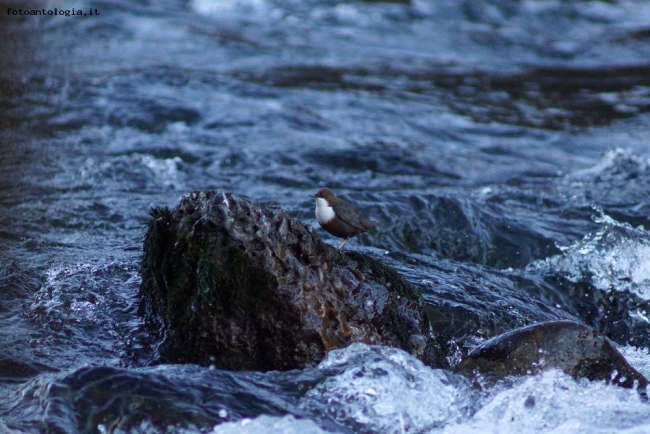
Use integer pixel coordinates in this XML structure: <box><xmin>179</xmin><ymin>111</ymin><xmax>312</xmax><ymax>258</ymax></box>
<box><xmin>2</xmin><ymin>0</ymin><xmax>650</xmax><ymax>433</ymax></box>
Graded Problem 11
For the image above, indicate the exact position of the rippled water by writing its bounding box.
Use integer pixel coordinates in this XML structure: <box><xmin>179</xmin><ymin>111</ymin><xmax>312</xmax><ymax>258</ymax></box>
<box><xmin>2</xmin><ymin>0</ymin><xmax>650</xmax><ymax>432</ymax></box>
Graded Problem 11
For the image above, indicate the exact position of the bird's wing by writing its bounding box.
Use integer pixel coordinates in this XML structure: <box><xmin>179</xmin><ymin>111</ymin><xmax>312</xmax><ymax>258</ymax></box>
<box><xmin>333</xmin><ymin>202</ymin><xmax>375</xmax><ymax>232</ymax></box>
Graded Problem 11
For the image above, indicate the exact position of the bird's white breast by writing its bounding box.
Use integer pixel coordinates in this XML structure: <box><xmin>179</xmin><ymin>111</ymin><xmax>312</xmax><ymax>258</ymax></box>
<box><xmin>314</xmin><ymin>197</ymin><xmax>336</xmax><ymax>224</ymax></box>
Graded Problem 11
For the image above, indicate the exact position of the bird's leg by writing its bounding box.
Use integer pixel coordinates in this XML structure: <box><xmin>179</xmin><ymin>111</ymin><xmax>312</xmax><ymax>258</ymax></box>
<box><xmin>337</xmin><ymin>238</ymin><xmax>349</xmax><ymax>253</ymax></box>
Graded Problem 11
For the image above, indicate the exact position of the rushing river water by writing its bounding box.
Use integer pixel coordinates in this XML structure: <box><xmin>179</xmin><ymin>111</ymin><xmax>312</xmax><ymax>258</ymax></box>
<box><xmin>2</xmin><ymin>0</ymin><xmax>650</xmax><ymax>433</ymax></box>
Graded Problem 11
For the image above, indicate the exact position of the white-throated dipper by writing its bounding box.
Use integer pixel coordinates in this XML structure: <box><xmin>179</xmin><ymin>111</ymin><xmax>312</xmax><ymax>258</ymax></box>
<box><xmin>310</xmin><ymin>187</ymin><xmax>377</xmax><ymax>252</ymax></box>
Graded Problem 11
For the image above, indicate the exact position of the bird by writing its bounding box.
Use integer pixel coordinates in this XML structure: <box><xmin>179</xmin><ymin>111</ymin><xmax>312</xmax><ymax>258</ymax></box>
<box><xmin>310</xmin><ymin>187</ymin><xmax>377</xmax><ymax>252</ymax></box>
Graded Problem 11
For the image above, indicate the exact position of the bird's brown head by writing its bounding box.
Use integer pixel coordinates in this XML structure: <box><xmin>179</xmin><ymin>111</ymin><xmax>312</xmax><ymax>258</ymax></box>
<box><xmin>310</xmin><ymin>187</ymin><xmax>340</xmax><ymax>204</ymax></box>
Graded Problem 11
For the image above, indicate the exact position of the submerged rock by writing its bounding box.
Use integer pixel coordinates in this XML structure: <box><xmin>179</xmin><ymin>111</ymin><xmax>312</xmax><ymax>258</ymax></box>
<box><xmin>455</xmin><ymin>320</ymin><xmax>648</xmax><ymax>392</ymax></box>
<box><xmin>139</xmin><ymin>191</ymin><xmax>443</xmax><ymax>371</ymax></box>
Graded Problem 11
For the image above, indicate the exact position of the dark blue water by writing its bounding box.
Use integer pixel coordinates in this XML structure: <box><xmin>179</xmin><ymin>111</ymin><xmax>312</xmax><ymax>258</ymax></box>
<box><xmin>2</xmin><ymin>0</ymin><xmax>650</xmax><ymax>432</ymax></box>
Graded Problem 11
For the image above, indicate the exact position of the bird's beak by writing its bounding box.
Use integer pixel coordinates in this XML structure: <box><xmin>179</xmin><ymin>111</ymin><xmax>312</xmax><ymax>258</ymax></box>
<box><xmin>309</xmin><ymin>194</ymin><xmax>315</xmax><ymax>198</ymax></box>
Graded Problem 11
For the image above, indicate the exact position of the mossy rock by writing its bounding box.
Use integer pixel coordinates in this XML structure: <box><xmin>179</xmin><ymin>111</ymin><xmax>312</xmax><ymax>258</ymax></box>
<box><xmin>139</xmin><ymin>191</ymin><xmax>446</xmax><ymax>371</ymax></box>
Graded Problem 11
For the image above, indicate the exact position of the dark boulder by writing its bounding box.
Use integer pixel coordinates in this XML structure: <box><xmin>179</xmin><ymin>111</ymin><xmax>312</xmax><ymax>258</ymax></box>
<box><xmin>138</xmin><ymin>191</ymin><xmax>444</xmax><ymax>371</ymax></box>
<box><xmin>455</xmin><ymin>320</ymin><xmax>648</xmax><ymax>392</ymax></box>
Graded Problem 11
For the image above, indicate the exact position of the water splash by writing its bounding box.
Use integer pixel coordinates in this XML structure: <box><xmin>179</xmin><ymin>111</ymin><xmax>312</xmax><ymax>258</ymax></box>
<box><xmin>529</xmin><ymin>207</ymin><xmax>650</xmax><ymax>299</ymax></box>
<box><xmin>301</xmin><ymin>344</ymin><xmax>474</xmax><ymax>433</ymax></box>
<box><xmin>211</xmin><ymin>415</ymin><xmax>328</xmax><ymax>434</ymax></box>
<box><xmin>443</xmin><ymin>370</ymin><xmax>650</xmax><ymax>434</ymax></box>
<box><xmin>23</xmin><ymin>261</ymin><xmax>146</xmax><ymax>368</ymax></box>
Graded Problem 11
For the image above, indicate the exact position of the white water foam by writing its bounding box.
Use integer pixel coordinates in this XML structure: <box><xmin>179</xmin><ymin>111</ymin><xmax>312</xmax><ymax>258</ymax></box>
<box><xmin>528</xmin><ymin>208</ymin><xmax>650</xmax><ymax>300</ymax></box>
<box><xmin>443</xmin><ymin>369</ymin><xmax>650</xmax><ymax>434</ymax></box>
<box><xmin>212</xmin><ymin>415</ymin><xmax>329</xmax><ymax>434</ymax></box>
